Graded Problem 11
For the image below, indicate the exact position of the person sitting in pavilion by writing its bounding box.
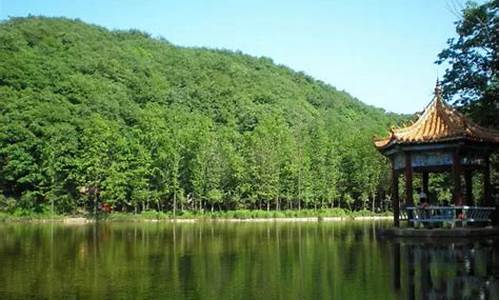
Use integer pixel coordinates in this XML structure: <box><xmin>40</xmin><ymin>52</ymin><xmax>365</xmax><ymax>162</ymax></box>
<box><xmin>418</xmin><ymin>187</ymin><xmax>429</xmax><ymax>208</ymax></box>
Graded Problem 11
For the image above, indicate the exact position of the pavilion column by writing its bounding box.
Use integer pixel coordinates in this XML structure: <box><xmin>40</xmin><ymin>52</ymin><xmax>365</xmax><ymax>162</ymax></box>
<box><xmin>391</xmin><ymin>158</ymin><xmax>400</xmax><ymax>227</ymax></box>
<box><xmin>452</xmin><ymin>149</ymin><xmax>463</xmax><ymax>206</ymax></box>
<box><xmin>465</xmin><ymin>170</ymin><xmax>473</xmax><ymax>206</ymax></box>
<box><xmin>482</xmin><ymin>153</ymin><xmax>491</xmax><ymax>206</ymax></box>
<box><xmin>392</xmin><ymin>242</ymin><xmax>401</xmax><ymax>290</ymax></box>
<box><xmin>422</xmin><ymin>172</ymin><xmax>429</xmax><ymax>201</ymax></box>
<box><xmin>407</xmin><ymin>245</ymin><xmax>416</xmax><ymax>300</ymax></box>
<box><xmin>404</xmin><ymin>152</ymin><xmax>413</xmax><ymax>206</ymax></box>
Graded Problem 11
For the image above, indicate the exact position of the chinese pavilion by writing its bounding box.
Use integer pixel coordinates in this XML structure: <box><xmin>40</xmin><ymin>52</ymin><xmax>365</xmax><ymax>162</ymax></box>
<box><xmin>374</xmin><ymin>81</ymin><xmax>498</xmax><ymax>227</ymax></box>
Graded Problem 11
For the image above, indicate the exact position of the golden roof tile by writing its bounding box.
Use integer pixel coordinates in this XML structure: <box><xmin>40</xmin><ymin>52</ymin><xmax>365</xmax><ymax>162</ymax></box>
<box><xmin>374</xmin><ymin>82</ymin><xmax>499</xmax><ymax>150</ymax></box>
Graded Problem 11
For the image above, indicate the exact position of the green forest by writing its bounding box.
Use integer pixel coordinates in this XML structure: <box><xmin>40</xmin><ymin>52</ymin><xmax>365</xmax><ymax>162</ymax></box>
<box><xmin>0</xmin><ymin>8</ymin><xmax>496</xmax><ymax>217</ymax></box>
<box><xmin>0</xmin><ymin>17</ymin><xmax>405</xmax><ymax>215</ymax></box>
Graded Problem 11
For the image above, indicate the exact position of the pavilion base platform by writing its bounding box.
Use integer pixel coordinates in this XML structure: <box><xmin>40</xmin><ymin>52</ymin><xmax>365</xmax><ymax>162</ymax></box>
<box><xmin>378</xmin><ymin>226</ymin><xmax>498</xmax><ymax>238</ymax></box>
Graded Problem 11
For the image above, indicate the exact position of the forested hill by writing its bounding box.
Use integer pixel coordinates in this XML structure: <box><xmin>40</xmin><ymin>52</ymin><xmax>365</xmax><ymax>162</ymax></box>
<box><xmin>0</xmin><ymin>17</ymin><xmax>404</xmax><ymax>214</ymax></box>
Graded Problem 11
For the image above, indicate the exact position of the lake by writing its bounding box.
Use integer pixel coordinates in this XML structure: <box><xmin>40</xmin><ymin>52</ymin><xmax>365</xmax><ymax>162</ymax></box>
<box><xmin>0</xmin><ymin>221</ymin><xmax>497</xmax><ymax>299</ymax></box>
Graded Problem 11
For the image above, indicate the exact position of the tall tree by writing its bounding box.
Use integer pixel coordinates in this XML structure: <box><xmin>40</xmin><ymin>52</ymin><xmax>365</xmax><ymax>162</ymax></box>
<box><xmin>436</xmin><ymin>0</ymin><xmax>498</xmax><ymax>128</ymax></box>
<box><xmin>0</xmin><ymin>17</ymin><xmax>404</xmax><ymax>214</ymax></box>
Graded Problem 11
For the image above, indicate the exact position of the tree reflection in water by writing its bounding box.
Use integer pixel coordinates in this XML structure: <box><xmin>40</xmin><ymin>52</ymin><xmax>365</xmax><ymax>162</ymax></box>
<box><xmin>0</xmin><ymin>222</ymin><xmax>497</xmax><ymax>300</ymax></box>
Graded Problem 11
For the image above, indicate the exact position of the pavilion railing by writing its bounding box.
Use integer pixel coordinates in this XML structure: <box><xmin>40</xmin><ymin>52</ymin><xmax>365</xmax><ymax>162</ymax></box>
<box><xmin>404</xmin><ymin>206</ymin><xmax>496</xmax><ymax>226</ymax></box>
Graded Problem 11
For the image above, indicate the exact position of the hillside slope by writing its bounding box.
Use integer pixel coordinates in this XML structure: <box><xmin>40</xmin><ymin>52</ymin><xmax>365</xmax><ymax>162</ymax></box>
<box><xmin>0</xmin><ymin>17</ymin><xmax>403</xmax><ymax>213</ymax></box>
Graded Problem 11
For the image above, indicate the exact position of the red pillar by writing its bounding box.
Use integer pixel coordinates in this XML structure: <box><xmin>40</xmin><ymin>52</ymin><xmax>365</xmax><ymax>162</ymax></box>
<box><xmin>392</xmin><ymin>159</ymin><xmax>400</xmax><ymax>227</ymax></box>
<box><xmin>482</xmin><ymin>153</ymin><xmax>491</xmax><ymax>206</ymax></box>
<box><xmin>404</xmin><ymin>152</ymin><xmax>413</xmax><ymax>205</ymax></box>
<box><xmin>452</xmin><ymin>149</ymin><xmax>463</xmax><ymax>206</ymax></box>
<box><xmin>465</xmin><ymin>170</ymin><xmax>473</xmax><ymax>206</ymax></box>
<box><xmin>422</xmin><ymin>172</ymin><xmax>429</xmax><ymax>202</ymax></box>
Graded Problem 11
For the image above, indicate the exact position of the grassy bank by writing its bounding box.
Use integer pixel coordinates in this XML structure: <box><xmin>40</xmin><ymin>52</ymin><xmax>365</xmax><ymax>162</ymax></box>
<box><xmin>0</xmin><ymin>209</ymin><xmax>392</xmax><ymax>223</ymax></box>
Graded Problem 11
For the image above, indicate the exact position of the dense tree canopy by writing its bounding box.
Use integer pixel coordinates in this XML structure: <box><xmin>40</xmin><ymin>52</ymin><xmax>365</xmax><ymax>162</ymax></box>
<box><xmin>436</xmin><ymin>0</ymin><xmax>499</xmax><ymax>128</ymax></box>
<box><xmin>0</xmin><ymin>17</ymin><xmax>405</xmax><ymax>214</ymax></box>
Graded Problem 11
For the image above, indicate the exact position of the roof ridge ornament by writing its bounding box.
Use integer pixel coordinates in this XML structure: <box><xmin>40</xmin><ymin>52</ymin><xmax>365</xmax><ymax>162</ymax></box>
<box><xmin>373</xmin><ymin>79</ymin><xmax>498</xmax><ymax>150</ymax></box>
<box><xmin>434</xmin><ymin>77</ymin><xmax>442</xmax><ymax>99</ymax></box>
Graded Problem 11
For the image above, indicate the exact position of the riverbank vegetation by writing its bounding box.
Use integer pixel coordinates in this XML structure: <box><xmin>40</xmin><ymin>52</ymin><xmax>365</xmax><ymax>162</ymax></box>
<box><xmin>0</xmin><ymin>208</ymin><xmax>392</xmax><ymax>223</ymax></box>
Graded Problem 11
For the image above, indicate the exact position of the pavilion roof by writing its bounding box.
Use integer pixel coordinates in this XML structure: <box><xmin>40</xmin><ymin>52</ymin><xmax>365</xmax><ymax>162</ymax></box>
<box><xmin>374</xmin><ymin>82</ymin><xmax>499</xmax><ymax>150</ymax></box>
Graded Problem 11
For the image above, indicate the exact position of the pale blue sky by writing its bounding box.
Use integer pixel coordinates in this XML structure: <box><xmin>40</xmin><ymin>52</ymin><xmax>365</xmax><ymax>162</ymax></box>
<box><xmin>0</xmin><ymin>0</ymin><xmax>467</xmax><ymax>113</ymax></box>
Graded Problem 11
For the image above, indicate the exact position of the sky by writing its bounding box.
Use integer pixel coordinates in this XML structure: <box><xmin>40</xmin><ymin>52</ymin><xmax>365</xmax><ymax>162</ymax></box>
<box><xmin>0</xmin><ymin>0</ymin><xmax>467</xmax><ymax>114</ymax></box>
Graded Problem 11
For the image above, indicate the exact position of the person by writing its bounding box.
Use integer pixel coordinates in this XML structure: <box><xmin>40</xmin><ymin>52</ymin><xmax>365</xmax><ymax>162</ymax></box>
<box><xmin>417</xmin><ymin>187</ymin><xmax>430</xmax><ymax>224</ymax></box>
<box><xmin>418</xmin><ymin>187</ymin><xmax>428</xmax><ymax>207</ymax></box>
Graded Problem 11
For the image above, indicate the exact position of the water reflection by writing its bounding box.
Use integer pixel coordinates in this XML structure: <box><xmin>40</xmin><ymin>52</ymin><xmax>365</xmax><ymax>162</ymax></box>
<box><xmin>0</xmin><ymin>222</ymin><xmax>496</xmax><ymax>300</ymax></box>
<box><xmin>390</xmin><ymin>238</ymin><xmax>498</xmax><ymax>300</ymax></box>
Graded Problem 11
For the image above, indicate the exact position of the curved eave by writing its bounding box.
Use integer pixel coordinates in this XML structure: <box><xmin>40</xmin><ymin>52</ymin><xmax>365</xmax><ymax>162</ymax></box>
<box><xmin>373</xmin><ymin>81</ymin><xmax>499</xmax><ymax>153</ymax></box>
<box><xmin>373</xmin><ymin>134</ymin><xmax>498</xmax><ymax>154</ymax></box>
<box><xmin>373</xmin><ymin>137</ymin><xmax>392</xmax><ymax>150</ymax></box>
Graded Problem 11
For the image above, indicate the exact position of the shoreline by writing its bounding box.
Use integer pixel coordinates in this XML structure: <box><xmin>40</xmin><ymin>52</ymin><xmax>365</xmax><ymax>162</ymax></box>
<box><xmin>0</xmin><ymin>209</ymin><xmax>394</xmax><ymax>224</ymax></box>
<box><xmin>0</xmin><ymin>215</ymin><xmax>394</xmax><ymax>224</ymax></box>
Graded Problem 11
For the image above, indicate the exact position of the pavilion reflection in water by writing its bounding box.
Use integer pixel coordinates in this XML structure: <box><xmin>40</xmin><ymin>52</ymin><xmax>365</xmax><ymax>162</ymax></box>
<box><xmin>390</xmin><ymin>239</ymin><xmax>498</xmax><ymax>300</ymax></box>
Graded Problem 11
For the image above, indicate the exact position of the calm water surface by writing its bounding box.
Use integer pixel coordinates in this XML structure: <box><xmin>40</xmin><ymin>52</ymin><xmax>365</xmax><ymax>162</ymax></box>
<box><xmin>0</xmin><ymin>221</ymin><xmax>497</xmax><ymax>300</ymax></box>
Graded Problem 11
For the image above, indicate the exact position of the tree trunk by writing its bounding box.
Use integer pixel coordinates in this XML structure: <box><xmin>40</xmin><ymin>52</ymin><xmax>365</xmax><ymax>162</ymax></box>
<box><xmin>173</xmin><ymin>193</ymin><xmax>177</xmax><ymax>218</ymax></box>
<box><xmin>371</xmin><ymin>193</ymin><xmax>376</xmax><ymax>212</ymax></box>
